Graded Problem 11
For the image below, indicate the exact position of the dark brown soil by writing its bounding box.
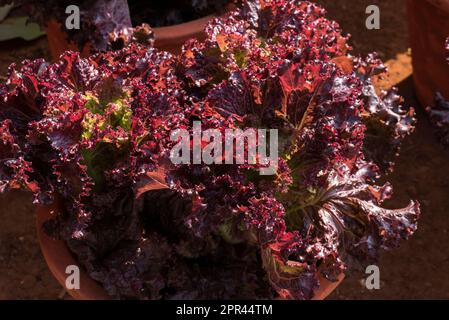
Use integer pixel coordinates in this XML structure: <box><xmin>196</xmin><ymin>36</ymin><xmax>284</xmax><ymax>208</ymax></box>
<box><xmin>1</xmin><ymin>0</ymin><xmax>449</xmax><ymax>299</ymax></box>
<box><xmin>0</xmin><ymin>191</ymin><xmax>61</xmax><ymax>299</ymax></box>
<box><xmin>314</xmin><ymin>0</ymin><xmax>409</xmax><ymax>61</ymax></box>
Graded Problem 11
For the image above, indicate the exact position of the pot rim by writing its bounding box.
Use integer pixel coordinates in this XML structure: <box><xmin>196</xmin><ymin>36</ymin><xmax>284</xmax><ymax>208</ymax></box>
<box><xmin>36</xmin><ymin>201</ymin><xmax>344</xmax><ymax>300</ymax></box>
<box><xmin>152</xmin><ymin>15</ymin><xmax>213</xmax><ymax>50</ymax></box>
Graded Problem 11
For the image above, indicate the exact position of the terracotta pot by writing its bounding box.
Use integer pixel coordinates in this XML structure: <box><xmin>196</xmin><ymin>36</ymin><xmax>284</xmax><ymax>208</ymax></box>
<box><xmin>312</xmin><ymin>273</ymin><xmax>344</xmax><ymax>300</ymax></box>
<box><xmin>406</xmin><ymin>0</ymin><xmax>449</xmax><ymax>108</ymax></box>
<box><xmin>45</xmin><ymin>14</ymin><xmax>215</xmax><ymax>60</ymax></box>
<box><xmin>152</xmin><ymin>16</ymin><xmax>212</xmax><ymax>54</ymax></box>
<box><xmin>36</xmin><ymin>202</ymin><xmax>109</xmax><ymax>300</ymax></box>
<box><xmin>45</xmin><ymin>20</ymin><xmax>91</xmax><ymax>61</ymax></box>
<box><xmin>36</xmin><ymin>201</ymin><xmax>343</xmax><ymax>300</ymax></box>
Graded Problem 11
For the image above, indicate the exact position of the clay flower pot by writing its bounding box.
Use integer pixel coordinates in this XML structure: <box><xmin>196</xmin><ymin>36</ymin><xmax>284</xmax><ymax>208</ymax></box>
<box><xmin>152</xmin><ymin>16</ymin><xmax>213</xmax><ymax>54</ymax></box>
<box><xmin>45</xmin><ymin>14</ymin><xmax>216</xmax><ymax>60</ymax></box>
<box><xmin>45</xmin><ymin>20</ymin><xmax>91</xmax><ymax>60</ymax></box>
<box><xmin>406</xmin><ymin>0</ymin><xmax>449</xmax><ymax>107</ymax></box>
<box><xmin>36</xmin><ymin>201</ymin><xmax>344</xmax><ymax>300</ymax></box>
<box><xmin>36</xmin><ymin>202</ymin><xmax>109</xmax><ymax>300</ymax></box>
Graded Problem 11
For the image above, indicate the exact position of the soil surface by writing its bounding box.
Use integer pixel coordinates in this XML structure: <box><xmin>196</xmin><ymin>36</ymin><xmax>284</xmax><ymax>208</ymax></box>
<box><xmin>1</xmin><ymin>0</ymin><xmax>449</xmax><ymax>299</ymax></box>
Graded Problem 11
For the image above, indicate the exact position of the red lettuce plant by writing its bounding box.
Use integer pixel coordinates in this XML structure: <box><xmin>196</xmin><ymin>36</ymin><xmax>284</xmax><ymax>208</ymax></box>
<box><xmin>0</xmin><ymin>0</ymin><xmax>419</xmax><ymax>300</ymax></box>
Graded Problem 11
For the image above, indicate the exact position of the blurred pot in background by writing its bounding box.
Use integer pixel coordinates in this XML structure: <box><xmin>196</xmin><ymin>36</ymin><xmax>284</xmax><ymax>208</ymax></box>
<box><xmin>5</xmin><ymin>0</ymin><xmax>231</xmax><ymax>59</ymax></box>
<box><xmin>406</xmin><ymin>0</ymin><xmax>449</xmax><ymax>108</ymax></box>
